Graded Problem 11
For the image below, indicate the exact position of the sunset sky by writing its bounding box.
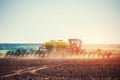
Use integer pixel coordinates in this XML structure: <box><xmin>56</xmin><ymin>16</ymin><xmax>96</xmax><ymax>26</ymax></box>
<box><xmin>0</xmin><ymin>0</ymin><xmax>120</xmax><ymax>44</ymax></box>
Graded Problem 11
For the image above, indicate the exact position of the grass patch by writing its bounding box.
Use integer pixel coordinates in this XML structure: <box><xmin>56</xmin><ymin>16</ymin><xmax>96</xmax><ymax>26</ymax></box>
<box><xmin>0</xmin><ymin>50</ymin><xmax>9</xmax><ymax>54</ymax></box>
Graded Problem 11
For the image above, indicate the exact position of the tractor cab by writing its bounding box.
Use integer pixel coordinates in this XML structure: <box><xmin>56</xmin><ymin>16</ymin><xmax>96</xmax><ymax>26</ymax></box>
<box><xmin>68</xmin><ymin>39</ymin><xmax>82</xmax><ymax>53</ymax></box>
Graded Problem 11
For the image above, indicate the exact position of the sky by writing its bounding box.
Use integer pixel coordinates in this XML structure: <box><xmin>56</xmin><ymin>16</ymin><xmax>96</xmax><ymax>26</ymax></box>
<box><xmin>0</xmin><ymin>0</ymin><xmax>120</xmax><ymax>44</ymax></box>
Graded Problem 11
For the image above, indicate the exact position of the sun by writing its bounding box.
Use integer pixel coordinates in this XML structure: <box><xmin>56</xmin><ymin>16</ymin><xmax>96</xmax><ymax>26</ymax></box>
<box><xmin>92</xmin><ymin>36</ymin><xmax>108</xmax><ymax>44</ymax></box>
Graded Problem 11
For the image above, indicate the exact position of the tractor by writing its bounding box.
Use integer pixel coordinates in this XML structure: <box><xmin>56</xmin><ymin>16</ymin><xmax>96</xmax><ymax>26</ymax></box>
<box><xmin>5</xmin><ymin>38</ymin><xmax>112</xmax><ymax>58</ymax></box>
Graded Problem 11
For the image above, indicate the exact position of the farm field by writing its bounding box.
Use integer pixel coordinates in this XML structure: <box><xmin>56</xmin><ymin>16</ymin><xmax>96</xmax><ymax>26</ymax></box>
<box><xmin>0</xmin><ymin>54</ymin><xmax>120</xmax><ymax>80</ymax></box>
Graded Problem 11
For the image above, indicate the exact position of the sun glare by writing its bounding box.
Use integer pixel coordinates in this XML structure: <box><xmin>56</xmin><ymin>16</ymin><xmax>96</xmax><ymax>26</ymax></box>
<box><xmin>93</xmin><ymin>36</ymin><xmax>108</xmax><ymax>44</ymax></box>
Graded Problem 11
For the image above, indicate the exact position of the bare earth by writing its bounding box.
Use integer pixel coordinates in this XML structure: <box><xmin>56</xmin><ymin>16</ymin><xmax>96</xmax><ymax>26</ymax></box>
<box><xmin>0</xmin><ymin>54</ymin><xmax>120</xmax><ymax>80</ymax></box>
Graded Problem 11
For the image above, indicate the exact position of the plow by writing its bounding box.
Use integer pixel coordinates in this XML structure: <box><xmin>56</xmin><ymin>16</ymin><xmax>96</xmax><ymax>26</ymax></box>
<box><xmin>5</xmin><ymin>38</ymin><xmax>112</xmax><ymax>59</ymax></box>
